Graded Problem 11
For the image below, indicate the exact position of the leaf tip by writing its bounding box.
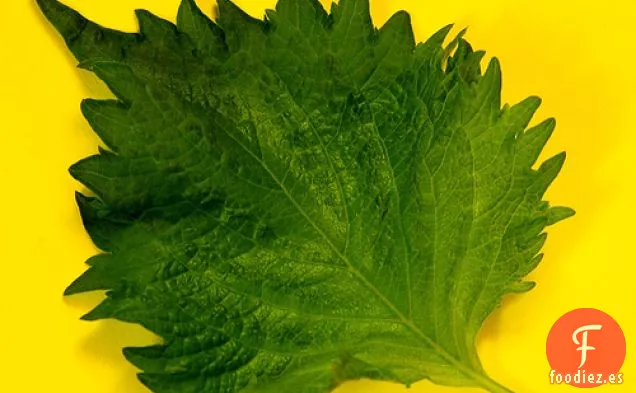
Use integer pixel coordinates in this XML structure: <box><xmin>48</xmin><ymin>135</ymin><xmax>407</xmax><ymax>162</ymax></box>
<box><xmin>133</xmin><ymin>8</ymin><xmax>151</xmax><ymax>19</ymax></box>
<box><xmin>551</xmin><ymin>151</ymin><xmax>567</xmax><ymax>165</ymax></box>
<box><xmin>68</xmin><ymin>160</ymin><xmax>83</xmax><ymax>179</ymax></box>
<box><xmin>79</xmin><ymin>311</ymin><xmax>99</xmax><ymax>321</ymax></box>
<box><xmin>64</xmin><ymin>277</ymin><xmax>94</xmax><ymax>297</ymax></box>
<box><xmin>390</xmin><ymin>9</ymin><xmax>411</xmax><ymax>21</ymax></box>
<box><xmin>508</xmin><ymin>280</ymin><xmax>536</xmax><ymax>293</ymax></box>
<box><xmin>80</xmin><ymin>301</ymin><xmax>113</xmax><ymax>321</ymax></box>
<box><xmin>121</xmin><ymin>347</ymin><xmax>137</xmax><ymax>362</ymax></box>
<box><xmin>525</xmin><ymin>95</ymin><xmax>542</xmax><ymax>108</ymax></box>
<box><xmin>485</xmin><ymin>56</ymin><xmax>502</xmax><ymax>75</ymax></box>
<box><xmin>35</xmin><ymin>0</ymin><xmax>61</xmax><ymax>18</ymax></box>
<box><xmin>547</xmin><ymin>206</ymin><xmax>576</xmax><ymax>225</ymax></box>
<box><xmin>63</xmin><ymin>282</ymin><xmax>80</xmax><ymax>296</ymax></box>
<box><xmin>74</xmin><ymin>190</ymin><xmax>92</xmax><ymax>206</ymax></box>
<box><xmin>136</xmin><ymin>373</ymin><xmax>154</xmax><ymax>390</ymax></box>
<box><xmin>36</xmin><ymin>0</ymin><xmax>88</xmax><ymax>43</ymax></box>
<box><xmin>534</xmin><ymin>151</ymin><xmax>567</xmax><ymax>192</ymax></box>
<box><xmin>544</xmin><ymin>116</ymin><xmax>557</xmax><ymax>129</ymax></box>
<box><xmin>178</xmin><ymin>0</ymin><xmax>199</xmax><ymax>17</ymax></box>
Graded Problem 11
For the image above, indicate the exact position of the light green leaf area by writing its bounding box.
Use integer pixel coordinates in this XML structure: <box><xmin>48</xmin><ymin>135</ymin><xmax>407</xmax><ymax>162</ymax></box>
<box><xmin>37</xmin><ymin>0</ymin><xmax>574</xmax><ymax>392</ymax></box>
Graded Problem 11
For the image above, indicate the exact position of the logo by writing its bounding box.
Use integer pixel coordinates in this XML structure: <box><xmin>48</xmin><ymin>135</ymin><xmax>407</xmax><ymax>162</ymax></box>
<box><xmin>546</xmin><ymin>308</ymin><xmax>626</xmax><ymax>387</ymax></box>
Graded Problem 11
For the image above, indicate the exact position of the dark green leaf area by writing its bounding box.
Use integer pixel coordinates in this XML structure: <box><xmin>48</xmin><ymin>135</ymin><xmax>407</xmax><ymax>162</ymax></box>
<box><xmin>37</xmin><ymin>0</ymin><xmax>574</xmax><ymax>392</ymax></box>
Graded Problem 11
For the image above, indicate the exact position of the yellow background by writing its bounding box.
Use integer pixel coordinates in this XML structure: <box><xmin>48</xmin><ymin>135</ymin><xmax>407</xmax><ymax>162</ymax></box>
<box><xmin>1</xmin><ymin>0</ymin><xmax>634</xmax><ymax>392</ymax></box>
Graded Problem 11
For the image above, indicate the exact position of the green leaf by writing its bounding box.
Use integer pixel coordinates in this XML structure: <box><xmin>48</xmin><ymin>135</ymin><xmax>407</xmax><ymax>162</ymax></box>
<box><xmin>38</xmin><ymin>0</ymin><xmax>574</xmax><ymax>392</ymax></box>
